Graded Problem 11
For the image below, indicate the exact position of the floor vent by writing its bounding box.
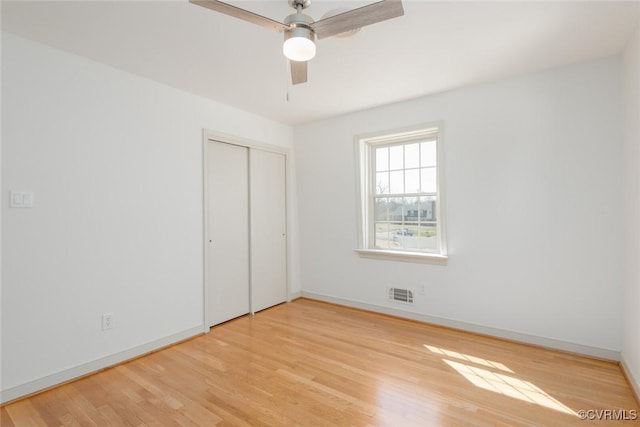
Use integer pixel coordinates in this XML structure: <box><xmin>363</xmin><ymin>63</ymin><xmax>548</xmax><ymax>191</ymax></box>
<box><xmin>389</xmin><ymin>287</ymin><xmax>414</xmax><ymax>304</ymax></box>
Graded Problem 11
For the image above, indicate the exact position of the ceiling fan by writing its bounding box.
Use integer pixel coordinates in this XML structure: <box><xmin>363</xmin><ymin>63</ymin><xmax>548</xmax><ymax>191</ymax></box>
<box><xmin>189</xmin><ymin>0</ymin><xmax>404</xmax><ymax>85</ymax></box>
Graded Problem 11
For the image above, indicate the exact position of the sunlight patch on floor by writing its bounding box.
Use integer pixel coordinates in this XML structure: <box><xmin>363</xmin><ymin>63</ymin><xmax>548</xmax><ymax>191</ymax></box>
<box><xmin>443</xmin><ymin>359</ymin><xmax>576</xmax><ymax>416</ymax></box>
<box><xmin>424</xmin><ymin>344</ymin><xmax>576</xmax><ymax>416</ymax></box>
<box><xmin>424</xmin><ymin>345</ymin><xmax>513</xmax><ymax>372</ymax></box>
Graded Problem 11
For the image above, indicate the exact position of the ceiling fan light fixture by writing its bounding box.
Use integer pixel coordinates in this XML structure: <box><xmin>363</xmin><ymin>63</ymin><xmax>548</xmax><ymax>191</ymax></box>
<box><xmin>283</xmin><ymin>27</ymin><xmax>316</xmax><ymax>62</ymax></box>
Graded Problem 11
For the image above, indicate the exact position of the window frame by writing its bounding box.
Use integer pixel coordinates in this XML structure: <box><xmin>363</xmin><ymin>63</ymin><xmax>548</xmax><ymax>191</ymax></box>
<box><xmin>355</xmin><ymin>123</ymin><xmax>448</xmax><ymax>263</ymax></box>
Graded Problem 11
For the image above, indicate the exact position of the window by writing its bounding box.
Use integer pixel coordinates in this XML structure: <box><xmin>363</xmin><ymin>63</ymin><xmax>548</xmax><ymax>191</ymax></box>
<box><xmin>355</xmin><ymin>124</ymin><xmax>447</xmax><ymax>262</ymax></box>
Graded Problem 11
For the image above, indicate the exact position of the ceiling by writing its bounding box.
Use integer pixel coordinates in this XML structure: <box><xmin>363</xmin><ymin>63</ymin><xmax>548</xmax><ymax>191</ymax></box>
<box><xmin>2</xmin><ymin>1</ymin><xmax>639</xmax><ymax>125</ymax></box>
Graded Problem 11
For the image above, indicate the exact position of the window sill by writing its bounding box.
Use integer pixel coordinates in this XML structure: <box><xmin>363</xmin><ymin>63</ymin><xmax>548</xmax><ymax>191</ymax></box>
<box><xmin>355</xmin><ymin>249</ymin><xmax>448</xmax><ymax>264</ymax></box>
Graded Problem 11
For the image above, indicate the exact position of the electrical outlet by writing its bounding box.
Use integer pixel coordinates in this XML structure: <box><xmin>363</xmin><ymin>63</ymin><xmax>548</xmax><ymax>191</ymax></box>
<box><xmin>102</xmin><ymin>313</ymin><xmax>113</xmax><ymax>331</ymax></box>
<box><xmin>418</xmin><ymin>284</ymin><xmax>426</xmax><ymax>295</ymax></box>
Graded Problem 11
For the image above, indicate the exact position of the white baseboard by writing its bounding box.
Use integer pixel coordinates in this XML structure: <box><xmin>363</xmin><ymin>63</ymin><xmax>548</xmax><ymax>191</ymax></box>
<box><xmin>0</xmin><ymin>326</ymin><xmax>203</xmax><ymax>404</ymax></box>
<box><xmin>620</xmin><ymin>356</ymin><xmax>640</xmax><ymax>404</ymax></box>
<box><xmin>301</xmin><ymin>291</ymin><xmax>621</xmax><ymax>361</ymax></box>
<box><xmin>288</xmin><ymin>290</ymin><xmax>302</xmax><ymax>301</ymax></box>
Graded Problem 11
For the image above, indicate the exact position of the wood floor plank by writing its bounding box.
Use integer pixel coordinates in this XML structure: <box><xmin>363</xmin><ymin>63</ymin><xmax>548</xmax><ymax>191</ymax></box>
<box><xmin>4</xmin><ymin>400</ymin><xmax>49</xmax><ymax>426</ymax></box>
<box><xmin>0</xmin><ymin>405</ymin><xmax>16</xmax><ymax>427</ymax></box>
<box><xmin>2</xmin><ymin>299</ymin><xmax>638</xmax><ymax>426</ymax></box>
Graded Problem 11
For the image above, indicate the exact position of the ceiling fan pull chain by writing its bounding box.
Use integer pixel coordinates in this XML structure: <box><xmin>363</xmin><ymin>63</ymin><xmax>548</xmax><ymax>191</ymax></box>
<box><xmin>285</xmin><ymin>58</ymin><xmax>291</xmax><ymax>102</ymax></box>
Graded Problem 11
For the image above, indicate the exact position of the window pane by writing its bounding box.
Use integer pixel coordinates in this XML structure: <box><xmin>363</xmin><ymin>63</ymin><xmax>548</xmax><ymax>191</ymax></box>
<box><xmin>403</xmin><ymin>197</ymin><xmax>420</xmax><ymax>222</ymax></box>
<box><xmin>421</xmin><ymin>140</ymin><xmax>437</xmax><ymax>167</ymax></box>
<box><xmin>405</xmin><ymin>143</ymin><xmax>420</xmax><ymax>169</ymax></box>
<box><xmin>417</xmin><ymin>223</ymin><xmax>438</xmax><ymax>251</ymax></box>
<box><xmin>405</xmin><ymin>169</ymin><xmax>420</xmax><ymax>194</ymax></box>
<box><xmin>392</xmin><ymin>222</ymin><xmax>418</xmax><ymax>250</ymax></box>
<box><xmin>376</xmin><ymin>147</ymin><xmax>389</xmax><ymax>172</ymax></box>
<box><xmin>376</xmin><ymin>172</ymin><xmax>389</xmax><ymax>194</ymax></box>
<box><xmin>374</xmin><ymin>198</ymin><xmax>388</xmax><ymax>221</ymax></box>
<box><xmin>421</xmin><ymin>167</ymin><xmax>437</xmax><ymax>193</ymax></box>
<box><xmin>389</xmin><ymin>145</ymin><xmax>403</xmax><ymax>170</ymax></box>
<box><xmin>390</xmin><ymin>170</ymin><xmax>404</xmax><ymax>194</ymax></box>
<box><xmin>374</xmin><ymin>223</ymin><xmax>392</xmax><ymax>249</ymax></box>
<box><xmin>389</xmin><ymin>197</ymin><xmax>403</xmax><ymax>222</ymax></box>
<box><xmin>419</xmin><ymin>196</ymin><xmax>437</xmax><ymax>221</ymax></box>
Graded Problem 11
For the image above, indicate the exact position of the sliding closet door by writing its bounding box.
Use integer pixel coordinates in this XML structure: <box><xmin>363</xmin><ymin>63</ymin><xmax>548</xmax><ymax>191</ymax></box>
<box><xmin>250</xmin><ymin>149</ymin><xmax>287</xmax><ymax>312</ymax></box>
<box><xmin>206</xmin><ymin>141</ymin><xmax>250</xmax><ymax>326</ymax></box>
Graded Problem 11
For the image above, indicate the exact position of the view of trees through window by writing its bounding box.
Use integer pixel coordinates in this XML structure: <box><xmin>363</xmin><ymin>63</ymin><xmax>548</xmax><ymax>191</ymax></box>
<box><xmin>373</xmin><ymin>139</ymin><xmax>438</xmax><ymax>252</ymax></box>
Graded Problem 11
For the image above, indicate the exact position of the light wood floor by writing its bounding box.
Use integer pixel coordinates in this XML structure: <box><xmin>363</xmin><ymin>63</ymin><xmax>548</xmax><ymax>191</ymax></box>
<box><xmin>2</xmin><ymin>298</ymin><xmax>638</xmax><ymax>426</ymax></box>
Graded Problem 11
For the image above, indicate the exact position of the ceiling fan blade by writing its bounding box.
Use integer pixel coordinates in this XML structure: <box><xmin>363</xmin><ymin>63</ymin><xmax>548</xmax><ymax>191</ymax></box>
<box><xmin>310</xmin><ymin>0</ymin><xmax>404</xmax><ymax>40</ymax></box>
<box><xmin>189</xmin><ymin>0</ymin><xmax>288</xmax><ymax>32</ymax></box>
<box><xmin>290</xmin><ymin>60</ymin><xmax>308</xmax><ymax>85</ymax></box>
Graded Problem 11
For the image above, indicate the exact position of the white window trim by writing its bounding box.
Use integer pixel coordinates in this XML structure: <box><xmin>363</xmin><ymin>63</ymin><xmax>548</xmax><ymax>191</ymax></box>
<box><xmin>354</xmin><ymin>122</ymin><xmax>448</xmax><ymax>264</ymax></box>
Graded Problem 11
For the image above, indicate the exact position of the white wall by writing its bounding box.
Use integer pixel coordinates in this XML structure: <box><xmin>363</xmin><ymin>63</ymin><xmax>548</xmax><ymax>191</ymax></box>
<box><xmin>295</xmin><ymin>57</ymin><xmax>624</xmax><ymax>356</ymax></box>
<box><xmin>622</xmin><ymin>22</ymin><xmax>640</xmax><ymax>395</ymax></box>
<box><xmin>0</xmin><ymin>33</ymin><xmax>296</xmax><ymax>401</ymax></box>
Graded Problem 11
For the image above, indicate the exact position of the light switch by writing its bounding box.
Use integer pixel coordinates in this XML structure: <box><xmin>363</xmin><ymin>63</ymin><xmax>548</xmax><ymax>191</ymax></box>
<box><xmin>10</xmin><ymin>191</ymin><xmax>34</xmax><ymax>208</ymax></box>
<box><xmin>22</xmin><ymin>192</ymin><xmax>34</xmax><ymax>207</ymax></box>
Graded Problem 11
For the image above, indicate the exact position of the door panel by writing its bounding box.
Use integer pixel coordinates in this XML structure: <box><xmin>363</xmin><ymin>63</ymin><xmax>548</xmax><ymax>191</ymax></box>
<box><xmin>206</xmin><ymin>141</ymin><xmax>250</xmax><ymax>326</ymax></box>
<box><xmin>250</xmin><ymin>149</ymin><xmax>287</xmax><ymax>312</ymax></box>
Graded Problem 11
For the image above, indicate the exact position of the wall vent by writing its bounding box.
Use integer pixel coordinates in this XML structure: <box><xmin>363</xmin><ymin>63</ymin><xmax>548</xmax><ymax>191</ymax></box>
<box><xmin>389</xmin><ymin>287</ymin><xmax>414</xmax><ymax>304</ymax></box>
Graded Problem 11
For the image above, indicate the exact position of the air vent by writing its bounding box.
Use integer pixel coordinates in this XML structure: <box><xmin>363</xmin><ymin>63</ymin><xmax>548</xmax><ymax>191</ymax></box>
<box><xmin>389</xmin><ymin>287</ymin><xmax>414</xmax><ymax>304</ymax></box>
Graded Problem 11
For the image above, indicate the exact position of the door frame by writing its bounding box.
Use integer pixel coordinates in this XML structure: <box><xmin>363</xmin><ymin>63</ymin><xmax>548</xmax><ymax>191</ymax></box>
<box><xmin>202</xmin><ymin>129</ymin><xmax>291</xmax><ymax>332</ymax></box>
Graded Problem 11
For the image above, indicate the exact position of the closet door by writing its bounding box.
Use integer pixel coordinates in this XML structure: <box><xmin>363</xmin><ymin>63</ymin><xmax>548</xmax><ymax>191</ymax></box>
<box><xmin>250</xmin><ymin>149</ymin><xmax>287</xmax><ymax>312</ymax></box>
<box><xmin>206</xmin><ymin>141</ymin><xmax>250</xmax><ymax>326</ymax></box>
